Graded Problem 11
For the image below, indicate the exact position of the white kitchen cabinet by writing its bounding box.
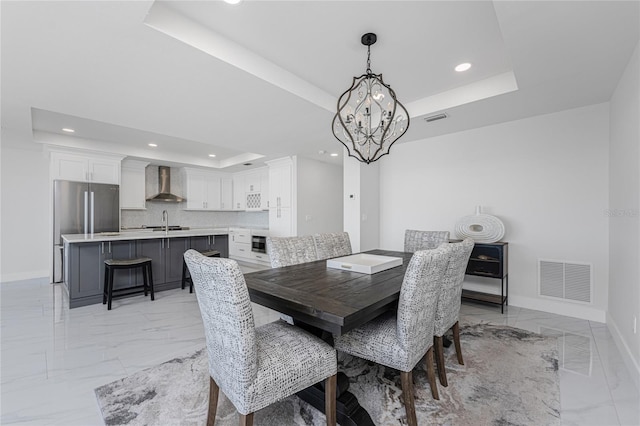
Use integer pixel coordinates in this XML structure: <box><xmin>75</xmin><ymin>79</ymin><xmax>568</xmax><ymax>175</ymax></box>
<box><xmin>220</xmin><ymin>177</ymin><xmax>233</xmax><ymax>210</ymax></box>
<box><xmin>50</xmin><ymin>150</ymin><xmax>122</xmax><ymax>184</ymax></box>
<box><xmin>269</xmin><ymin>162</ymin><xmax>291</xmax><ymax>209</ymax></box>
<box><xmin>269</xmin><ymin>205</ymin><xmax>292</xmax><ymax>237</ymax></box>
<box><xmin>229</xmin><ymin>228</ymin><xmax>251</xmax><ymax>259</ymax></box>
<box><xmin>182</xmin><ymin>168</ymin><xmax>221</xmax><ymax>211</ymax></box>
<box><xmin>232</xmin><ymin>174</ymin><xmax>245</xmax><ymax>210</ymax></box>
<box><xmin>260</xmin><ymin>169</ymin><xmax>269</xmax><ymax>209</ymax></box>
<box><xmin>267</xmin><ymin>157</ymin><xmax>295</xmax><ymax>236</ymax></box>
<box><xmin>245</xmin><ymin>171</ymin><xmax>261</xmax><ymax>193</ymax></box>
<box><xmin>120</xmin><ymin>160</ymin><xmax>149</xmax><ymax>210</ymax></box>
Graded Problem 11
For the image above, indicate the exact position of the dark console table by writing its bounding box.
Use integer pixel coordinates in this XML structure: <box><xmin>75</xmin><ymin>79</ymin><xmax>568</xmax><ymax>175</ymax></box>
<box><xmin>462</xmin><ymin>242</ymin><xmax>509</xmax><ymax>313</ymax></box>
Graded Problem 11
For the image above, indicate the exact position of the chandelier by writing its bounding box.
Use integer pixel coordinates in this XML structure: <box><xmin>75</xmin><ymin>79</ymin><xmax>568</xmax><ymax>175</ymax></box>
<box><xmin>332</xmin><ymin>33</ymin><xmax>410</xmax><ymax>164</ymax></box>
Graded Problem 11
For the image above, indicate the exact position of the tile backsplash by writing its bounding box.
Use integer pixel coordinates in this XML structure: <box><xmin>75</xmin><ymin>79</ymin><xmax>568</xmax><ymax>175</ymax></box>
<box><xmin>121</xmin><ymin>166</ymin><xmax>269</xmax><ymax>229</ymax></box>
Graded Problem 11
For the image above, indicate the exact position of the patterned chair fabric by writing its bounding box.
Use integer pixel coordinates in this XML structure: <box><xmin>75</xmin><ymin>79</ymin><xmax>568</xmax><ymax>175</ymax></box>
<box><xmin>184</xmin><ymin>250</ymin><xmax>337</xmax><ymax>417</ymax></box>
<box><xmin>266</xmin><ymin>235</ymin><xmax>318</xmax><ymax>268</ymax></box>
<box><xmin>434</xmin><ymin>238</ymin><xmax>475</xmax><ymax>337</ymax></box>
<box><xmin>334</xmin><ymin>246</ymin><xmax>450</xmax><ymax>371</ymax></box>
<box><xmin>313</xmin><ymin>232</ymin><xmax>352</xmax><ymax>260</ymax></box>
<box><xmin>404</xmin><ymin>229</ymin><xmax>450</xmax><ymax>253</ymax></box>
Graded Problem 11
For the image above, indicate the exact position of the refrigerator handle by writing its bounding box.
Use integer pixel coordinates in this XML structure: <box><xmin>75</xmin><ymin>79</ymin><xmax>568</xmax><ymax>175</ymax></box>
<box><xmin>84</xmin><ymin>191</ymin><xmax>89</xmax><ymax>235</ymax></box>
<box><xmin>90</xmin><ymin>191</ymin><xmax>95</xmax><ymax>235</ymax></box>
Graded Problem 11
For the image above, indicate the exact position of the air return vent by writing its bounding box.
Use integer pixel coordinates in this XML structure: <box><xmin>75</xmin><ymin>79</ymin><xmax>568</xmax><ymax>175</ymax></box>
<box><xmin>539</xmin><ymin>259</ymin><xmax>592</xmax><ymax>303</ymax></box>
<box><xmin>424</xmin><ymin>113</ymin><xmax>448</xmax><ymax>122</ymax></box>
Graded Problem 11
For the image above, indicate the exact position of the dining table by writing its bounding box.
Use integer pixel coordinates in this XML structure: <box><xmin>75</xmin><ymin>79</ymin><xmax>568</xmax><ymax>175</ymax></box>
<box><xmin>243</xmin><ymin>249</ymin><xmax>414</xmax><ymax>426</ymax></box>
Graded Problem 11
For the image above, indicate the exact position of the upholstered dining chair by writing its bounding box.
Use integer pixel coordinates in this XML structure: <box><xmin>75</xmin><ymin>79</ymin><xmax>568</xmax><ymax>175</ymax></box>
<box><xmin>266</xmin><ymin>235</ymin><xmax>318</xmax><ymax>268</ymax></box>
<box><xmin>433</xmin><ymin>238</ymin><xmax>475</xmax><ymax>387</ymax></box>
<box><xmin>404</xmin><ymin>229</ymin><xmax>450</xmax><ymax>253</ymax></box>
<box><xmin>313</xmin><ymin>232</ymin><xmax>352</xmax><ymax>260</ymax></box>
<box><xmin>333</xmin><ymin>246</ymin><xmax>451</xmax><ymax>426</ymax></box>
<box><xmin>184</xmin><ymin>250</ymin><xmax>337</xmax><ymax>426</ymax></box>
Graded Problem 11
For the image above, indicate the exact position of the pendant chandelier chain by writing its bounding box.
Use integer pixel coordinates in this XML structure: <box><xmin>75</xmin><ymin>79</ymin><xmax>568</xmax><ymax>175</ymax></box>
<box><xmin>366</xmin><ymin>45</ymin><xmax>372</xmax><ymax>74</ymax></box>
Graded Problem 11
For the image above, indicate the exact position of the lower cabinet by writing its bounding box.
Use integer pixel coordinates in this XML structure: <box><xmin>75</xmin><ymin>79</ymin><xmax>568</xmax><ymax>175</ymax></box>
<box><xmin>189</xmin><ymin>235</ymin><xmax>229</xmax><ymax>258</ymax></box>
<box><xmin>137</xmin><ymin>237</ymin><xmax>190</xmax><ymax>290</ymax></box>
<box><xmin>64</xmin><ymin>234</ymin><xmax>230</xmax><ymax>308</ymax></box>
<box><xmin>65</xmin><ymin>240</ymin><xmax>137</xmax><ymax>308</ymax></box>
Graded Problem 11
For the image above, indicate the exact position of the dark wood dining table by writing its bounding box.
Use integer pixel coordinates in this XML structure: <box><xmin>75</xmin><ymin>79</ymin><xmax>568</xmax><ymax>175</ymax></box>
<box><xmin>243</xmin><ymin>249</ymin><xmax>414</xmax><ymax>426</ymax></box>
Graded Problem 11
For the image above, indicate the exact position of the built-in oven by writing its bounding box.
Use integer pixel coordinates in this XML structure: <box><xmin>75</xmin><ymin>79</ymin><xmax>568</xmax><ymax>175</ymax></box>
<box><xmin>251</xmin><ymin>235</ymin><xmax>267</xmax><ymax>254</ymax></box>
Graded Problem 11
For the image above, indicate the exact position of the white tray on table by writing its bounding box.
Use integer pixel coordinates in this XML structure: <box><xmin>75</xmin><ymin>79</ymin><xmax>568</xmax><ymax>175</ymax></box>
<box><xmin>326</xmin><ymin>253</ymin><xmax>403</xmax><ymax>274</ymax></box>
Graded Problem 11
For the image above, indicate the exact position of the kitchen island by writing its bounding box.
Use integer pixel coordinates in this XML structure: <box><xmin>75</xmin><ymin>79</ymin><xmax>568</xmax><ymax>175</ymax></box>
<box><xmin>62</xmin><ymin>228</ymin><xmax>229</xmax><ymax>308</ymax></box>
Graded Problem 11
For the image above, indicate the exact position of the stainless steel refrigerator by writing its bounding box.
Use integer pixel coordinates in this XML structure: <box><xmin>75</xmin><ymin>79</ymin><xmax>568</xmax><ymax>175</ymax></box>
<box><xmin>53</xmin><ymin>180</ymin><xmax>120</xmax><ymax>283</ymax></box>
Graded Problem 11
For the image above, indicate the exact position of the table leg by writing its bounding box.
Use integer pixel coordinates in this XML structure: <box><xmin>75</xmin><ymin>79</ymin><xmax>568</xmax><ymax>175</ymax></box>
<box><xmin>297</xmin><ymin>373</ymin><xmax>374</xmax><ymax>426</ymax></box>
<box><xmin>293</xmin><ymin>320</ymin><xmax>375</xmax><ymax>425</ymax></box>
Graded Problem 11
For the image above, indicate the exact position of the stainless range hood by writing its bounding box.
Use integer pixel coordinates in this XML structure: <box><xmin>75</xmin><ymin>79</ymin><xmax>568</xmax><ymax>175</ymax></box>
<box><xmin>146</xmin><ymin>166</ymin><xmax>185</xmax><ymax>203</ymax></box>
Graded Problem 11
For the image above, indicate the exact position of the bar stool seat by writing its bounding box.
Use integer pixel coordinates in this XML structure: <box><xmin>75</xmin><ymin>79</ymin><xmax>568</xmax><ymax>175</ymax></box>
<box><xmin>182</xmin><ymin>250</ymin><xmax>220</xmax><ymax>293</ymax></box>
<box><xmin>103</xmin><ymin>257</ymin><xmax>154</xmax><ymax>310</ymax></box>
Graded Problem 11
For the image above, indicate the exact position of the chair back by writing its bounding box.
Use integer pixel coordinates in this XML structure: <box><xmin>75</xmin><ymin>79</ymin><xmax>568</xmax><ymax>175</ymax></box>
<box><xmin>404</xmin><ymin>229</ymin><xmax>450</xmax><ymax>252</ymax></box>
<box><xmin>434</xmin><ymin>238</ymin><xmax>475</xmax><ymax>336</ymax></box>
<box><xmin>266</xmin><ymin>235</ymin><xmax>318</xmax><ymax>268</ymax></box>
<box><xmin>184</xmin><ymin>250</ymin><xmax>258</xmax><ymax>402</ymax></box>
<box><xmin>396</xmin><ymin>246</ymin><xmax>450</xmax><ymax>361</ymax></box>
<box><xmin>314</xmin><ymin>232</ymin><xmax>352</xmax><ymax>260</ymax></box>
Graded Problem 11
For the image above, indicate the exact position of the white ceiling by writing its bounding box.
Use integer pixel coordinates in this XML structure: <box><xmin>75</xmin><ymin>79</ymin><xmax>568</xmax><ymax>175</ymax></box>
<box><xmin>2</xmin><ymin>1</ymin><xmax>639</xmax><ymax>171</ymax></box>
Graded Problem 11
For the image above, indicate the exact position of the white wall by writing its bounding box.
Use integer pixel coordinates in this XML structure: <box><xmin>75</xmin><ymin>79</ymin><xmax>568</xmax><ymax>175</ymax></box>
<box><xmin>295</xmin><ymin>157</ymin><xmax>343</xmax><ymax>236</ymax></box>
<box><xmin>343</xmin><ymin>154</ymin><xmax>380</xmax><ymax>252</ymax></box>
<box><xmin>380</xmin><ymin>103</ymin><xmax>610</xmax><ymax>321</ymax></box>
<box><xmin>1</xmin><ymin>128</ymin><xmax>50</xmax><ymax>282</ymax></box>
<box><xmin>609</xmin><ymin>40</ymin><xmax>640</xmax><ymax>380</ymax></box>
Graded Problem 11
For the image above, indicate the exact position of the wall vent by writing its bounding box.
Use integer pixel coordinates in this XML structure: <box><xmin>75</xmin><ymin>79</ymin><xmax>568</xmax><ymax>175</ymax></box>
<box><xmin>539</xmin><ymin>259</ymin><xmax>592</xmax><ymax>303</ymax></box>
<box><xmin>424</xmin><ymin>113</ymin><xmax>448</xmax><ymax>122</ymax></box>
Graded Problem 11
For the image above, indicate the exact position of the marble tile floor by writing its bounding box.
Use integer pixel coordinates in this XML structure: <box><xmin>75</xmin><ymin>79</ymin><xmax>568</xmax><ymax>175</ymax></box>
<box><xmin>1</xmin><ymin>266</ymin><xmax>638</xmax><ymax>425</ymax></box>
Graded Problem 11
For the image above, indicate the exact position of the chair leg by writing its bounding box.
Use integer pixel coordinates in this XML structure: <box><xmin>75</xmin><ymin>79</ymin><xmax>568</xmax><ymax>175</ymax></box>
<box><xmin>425</xmin><ymin>346</ymin><xmax>439</xmax><ymax>400</ymax></box>
<box><xmin>452</xmin><ymin>321</ymin><xmax>464</xmax><ymax>365</ymax></box>
<box><xmin>434</xmin><ymin>335</ymin><xmax>448</xmax><ymax>387</ymax></box>
<box><xmin>147</xmin><ymin>263</ymin><xmax>155</xmax><ymax>301</ymax></box>
<box><xmin>142</xmin><ymin>264</ymin><xmax>148</xmax><ymax>297</ymax></box>
<box><xmin>207</xmin><ymin>377</ymin><xmax>219</xmax><ymax>426</ymax></box>
<box><xmin>181</xmin><ymin>260</ymin><xmax>187</xmax><ymax>290</ymax></box>
<box><xmin>325</xmin><ymin>374</ymin><xmax>337</xmax><ymax>426</ymax></box>
<box><xmin>107</xmin><ymin>267</ymin><xmax>114</xmax><ymax>310</ymax></box>
<box><xmin>239</xmin><ymin>413</ymin><xmax>254</xmax><ymax>426</ymax></box>
<box><xmin>400</xmin><ymin>371</ymin><xmax>417</xmax><ymax>426</ymax></box>
<box><xmin>102</xmin><ymin>266</ymin><xmax>108</xmax><ymax>304</ymax></box>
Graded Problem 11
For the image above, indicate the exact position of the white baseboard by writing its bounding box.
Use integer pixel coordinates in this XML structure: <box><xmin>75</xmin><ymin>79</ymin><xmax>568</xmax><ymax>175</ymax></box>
<box><xmin>509</xmin><ymin>294</ymin><xmax>606</xmax><ymax>323</ymax></box>
<box><xmin>606</xmin><ymin>313</ymin><xmax>640</xmax><ymax>391</ymax></box>
<box><xmin>0</xmin><ymin>270</ymin><xmax>49</xmax><ymax>284</ymax></box>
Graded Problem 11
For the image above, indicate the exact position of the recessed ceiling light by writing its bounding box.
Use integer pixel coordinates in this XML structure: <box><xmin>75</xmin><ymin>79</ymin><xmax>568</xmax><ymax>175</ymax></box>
<box><xmin>224</xmin><ymin>0</ymin><xmax>242</xmax><ymax>4</ymax></box>
<box><xmin>330</xmin><ymin>153</ymin><xmax>339</xmax><ymax>157</ymax></box>
<box><xmin>62</xmin><ymin>128</ymin><xmax>75</xmax><ymax>133</ymax></box>
<box><xmin>455</xmin><ymin>62</ymin><xmax>472</xmax><ymax>72</ymax></box>
<box><xmin>148</xmin><ymin>143</ymin><xmax>158</xmax><ymax>147</ymax></box>
<box><xmin>209</xmin><ymin>154</ymin><xmax>216</xmax><ymax>158</ymax></box>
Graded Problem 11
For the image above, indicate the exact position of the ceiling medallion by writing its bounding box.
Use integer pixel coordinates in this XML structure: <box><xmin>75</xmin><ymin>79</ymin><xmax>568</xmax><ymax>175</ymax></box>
<box><xmin>332</xmin><ymin>33</ymin><xmax>410</xmax><ymax>164</ymax></box>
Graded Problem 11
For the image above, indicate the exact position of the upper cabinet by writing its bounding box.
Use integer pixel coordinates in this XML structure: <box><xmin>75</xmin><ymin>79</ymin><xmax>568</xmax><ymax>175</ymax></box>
<box><xmin>120</xmin><ymin>160</ymin><xmax>149</xmax><ymax>210</ymax></box>
<box><xmin>182</xmin><ymin>168</ymin><xmax>221</xmax><ymax>211</ymax></box>
<box><xmin>220</xmin><ymin>177</ymin><xmax>233</xmax><ymax>211</ymax></box>
<box><xmin>50</xmin><ymin>150</ymin><xmax>122</xmax><ymax>184</ymax></box>
<box><xmin>233</xmin><ymin>167</ymin><xmax>269</xmax><ymax>211</ymax></box>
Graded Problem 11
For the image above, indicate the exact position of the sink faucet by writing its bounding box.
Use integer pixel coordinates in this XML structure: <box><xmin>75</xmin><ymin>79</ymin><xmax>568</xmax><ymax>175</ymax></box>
<box><xmin>162</xmin><ymin>210</ymin><xmax>168</xmax><ymax>235</ymax></box>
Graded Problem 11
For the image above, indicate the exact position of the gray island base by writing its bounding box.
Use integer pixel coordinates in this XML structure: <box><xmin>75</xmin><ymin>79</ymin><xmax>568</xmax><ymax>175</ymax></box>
<box><xmin>62</xmin><ymin>229</ymin><xmax>229</xmax><ymax>308</ymax></box>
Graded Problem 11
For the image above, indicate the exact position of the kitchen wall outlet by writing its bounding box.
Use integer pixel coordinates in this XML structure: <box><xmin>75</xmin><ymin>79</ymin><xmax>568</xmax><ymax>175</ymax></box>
<box><xmin>361</xmin><ymin>214</ymin><xmax>367</xmax><ymax>221</ymax></box>
<box><xmin>305</xmin><ymin>215</ymin><xmax>312</xmax><ymax>222</ymax></box>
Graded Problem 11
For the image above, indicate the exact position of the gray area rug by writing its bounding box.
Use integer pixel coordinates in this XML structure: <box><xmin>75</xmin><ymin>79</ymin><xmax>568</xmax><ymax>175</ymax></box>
<box><xmin>95</xmin><ymin>322</ymin><xmax>561</xmax><ymax>425</ymax></box>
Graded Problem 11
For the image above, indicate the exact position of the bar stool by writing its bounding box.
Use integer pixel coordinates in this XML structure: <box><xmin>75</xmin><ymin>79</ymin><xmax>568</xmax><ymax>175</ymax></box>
<box><xmin>182</xmin><ymin>250</ymin><xmax>220</xmax><ymax>293</ymax></box>
<box><xmin>103</xmin><ymin>257</ymin><xmax>154</xmax><ymax>310</ymax></box>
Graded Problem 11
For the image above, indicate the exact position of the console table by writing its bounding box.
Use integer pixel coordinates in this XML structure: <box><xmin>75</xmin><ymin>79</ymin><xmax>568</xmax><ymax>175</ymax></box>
<box><xmin>461</xmin><ymin>242</ymin><xmax>508</xmax><ymax>313</ymax></box>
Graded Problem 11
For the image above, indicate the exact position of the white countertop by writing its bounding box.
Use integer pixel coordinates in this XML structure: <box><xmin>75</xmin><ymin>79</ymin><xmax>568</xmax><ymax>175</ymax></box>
<box><xmin>62</xmin><ymin>227</ymin><xmax>230</xmax><ymax>244</ymax></box>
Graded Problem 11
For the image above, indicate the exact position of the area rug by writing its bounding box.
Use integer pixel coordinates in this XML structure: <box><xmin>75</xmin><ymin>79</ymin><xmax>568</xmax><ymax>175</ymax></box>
<box><xmin>95</xmin><ymin>322</ymin><xmax>561</xmax><ymax>425</ymax></box>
